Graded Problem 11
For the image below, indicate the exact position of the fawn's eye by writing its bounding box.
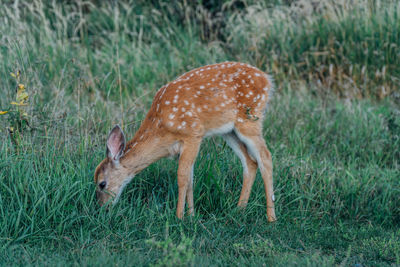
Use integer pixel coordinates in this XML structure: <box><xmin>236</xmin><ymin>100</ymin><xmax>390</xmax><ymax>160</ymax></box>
<box><xmin>99</xmin><ymin>181</ymin><xmax>106</xmax><ymax>190</ymax></box>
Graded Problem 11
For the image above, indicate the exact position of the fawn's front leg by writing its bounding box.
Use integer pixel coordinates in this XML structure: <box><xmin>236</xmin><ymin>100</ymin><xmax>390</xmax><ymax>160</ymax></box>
<box><xmin>186</xmin><ymin>168</ymin><xmax>194</xmax><ymax>216</ymax></box>
<box><xmin>176</xmin><ymin>138</ymin><xmax>201</xmax><ymax>219</ymax></box>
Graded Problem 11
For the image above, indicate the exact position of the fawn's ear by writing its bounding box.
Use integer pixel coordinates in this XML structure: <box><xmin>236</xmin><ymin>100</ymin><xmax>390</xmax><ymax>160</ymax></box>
<box><xmin>106</xmin><ymin>125</ymin><xmax>126</xmax><ymax>162</ymax></box>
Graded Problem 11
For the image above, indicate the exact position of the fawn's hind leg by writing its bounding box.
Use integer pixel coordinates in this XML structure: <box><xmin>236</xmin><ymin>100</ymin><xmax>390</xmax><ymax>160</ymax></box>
<box><xmin>234</xmin><ymin>126</ymin><xmax>277</xmax><ymax>222</ymax></box>
<box><xmin>223</xmin><ymin>133</ymin><xmax>258</xmax><ymax>208</ymax></box>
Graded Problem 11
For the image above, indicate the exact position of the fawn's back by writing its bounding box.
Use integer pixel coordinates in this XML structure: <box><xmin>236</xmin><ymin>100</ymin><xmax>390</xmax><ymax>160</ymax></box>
<box><xmin>147</xmin><ymin>62</ymin><xmax>273</xmax><ymax>137</ymax></box>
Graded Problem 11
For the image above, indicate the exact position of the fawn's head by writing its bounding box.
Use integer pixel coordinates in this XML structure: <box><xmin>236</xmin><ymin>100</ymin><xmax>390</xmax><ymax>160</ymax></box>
<box><xmin>94</xmin><ymin>125</ymin><xmax>132</xmax><ymax>206</ymax></box>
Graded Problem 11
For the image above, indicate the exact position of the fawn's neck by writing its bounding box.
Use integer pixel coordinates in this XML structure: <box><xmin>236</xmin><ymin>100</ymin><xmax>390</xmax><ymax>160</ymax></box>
<box><xmin>119</xmin><ymin>122</ymin><xmax>174</xmax><ymax>176</ymax></box>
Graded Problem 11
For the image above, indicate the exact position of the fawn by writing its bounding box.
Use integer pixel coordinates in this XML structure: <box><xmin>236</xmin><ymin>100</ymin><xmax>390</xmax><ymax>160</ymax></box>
<box><xmin>94</xmin><ymin>62</ymin><xmax>276</xmax><ymax>222</ymax></box>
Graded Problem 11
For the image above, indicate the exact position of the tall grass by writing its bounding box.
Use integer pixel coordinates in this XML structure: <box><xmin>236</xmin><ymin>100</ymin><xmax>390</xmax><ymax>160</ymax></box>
<box><xmin>227</xmin><ymin>0</ymin><xmax>400</xmax><ymax>98</ymax></box>
<box><xmin>0</xmin><ymin>0</ymin><xmax>399</xmax><ymax>266</ymax></box>
<box><xmin>1</xmin><ymin>89</ymin><xmax>399</xmax><ymax>265</ymax></box>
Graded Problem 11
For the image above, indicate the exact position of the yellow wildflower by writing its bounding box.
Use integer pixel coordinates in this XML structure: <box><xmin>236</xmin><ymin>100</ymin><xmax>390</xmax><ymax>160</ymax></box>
<box><xmin>16</xmin><ymin>86</ymin><xmax>28</xmax><ymax>103</ymax></box>
<box><xmin>10</xmin><ymin>71</ymin><xmax>20</xmax><ymax>79</ymax></box>
<box><xmin>11</xmin><ymin>101</ymin><xmax>28</xmax><ymax>106</ymax></box>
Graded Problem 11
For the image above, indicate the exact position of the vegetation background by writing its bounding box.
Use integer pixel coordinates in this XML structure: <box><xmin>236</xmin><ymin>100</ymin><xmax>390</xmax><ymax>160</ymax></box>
<box><xmin>0</xmin><ymin>0</ymin><xmax>399</xmax><ymax>266</ymax></box>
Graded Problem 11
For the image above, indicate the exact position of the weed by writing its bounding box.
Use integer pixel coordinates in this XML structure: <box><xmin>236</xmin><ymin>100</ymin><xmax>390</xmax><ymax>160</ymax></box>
<box><xmin>0</xmin><ymin>71</ymin><xmax>31</xmax><ymax>148</ymax></box>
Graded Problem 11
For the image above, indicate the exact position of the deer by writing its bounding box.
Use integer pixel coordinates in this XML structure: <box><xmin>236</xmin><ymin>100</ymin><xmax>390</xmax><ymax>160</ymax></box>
<box><xmin>94</xmin><ymin>62</ymin><xmax>277</xmax><ymax>222</ymax></box>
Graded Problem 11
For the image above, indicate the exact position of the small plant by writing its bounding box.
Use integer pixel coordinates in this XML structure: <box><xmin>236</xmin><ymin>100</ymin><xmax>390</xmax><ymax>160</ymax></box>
<box><xmin>146</xmin><ymin>224</ymin><xmax>195</xmax><ymax>267</ymax></box>
<box><xmin>245</xmin><ymin>105</ymin><xmax>259</xmax><ymax>121</ymax></box>
<box><xmin>0</xmin><ymin>70</ymin><xmax>31</xmax><ymax>147</ymax></box>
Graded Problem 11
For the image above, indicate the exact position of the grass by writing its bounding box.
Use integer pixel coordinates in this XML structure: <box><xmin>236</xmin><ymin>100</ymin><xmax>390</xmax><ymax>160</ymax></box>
<box><xmin>1</xmin><ymin>90</ymin><xmax>399</xmax><ymax>266</ymax></box>
<box><xmin>0</xmin><ymin>0</ymin><xmax>399</xmax><ymax>266</ymax></box>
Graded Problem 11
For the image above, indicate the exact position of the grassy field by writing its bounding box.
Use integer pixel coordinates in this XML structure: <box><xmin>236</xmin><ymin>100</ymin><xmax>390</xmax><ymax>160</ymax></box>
<box><xmin>0</xmin><ymin>1</ymin><xmax>399</xmax><ymax>266</ymax></box>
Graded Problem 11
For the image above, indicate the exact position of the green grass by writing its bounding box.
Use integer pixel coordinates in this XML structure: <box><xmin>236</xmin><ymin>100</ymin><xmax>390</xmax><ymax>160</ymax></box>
<box><xmin>0</xmin><ymin>1</ymin><xmax>399</xmax><ymax>266</ymax></box>
<box><xmin>1</xmin><ymin>90</ymin><xmax>399</xmax><ymax>266</ymax></box>
<box><xmin>228</xmin><ymin>0</ymin><xmax>400</xmax><ymax>98</ymax></box>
